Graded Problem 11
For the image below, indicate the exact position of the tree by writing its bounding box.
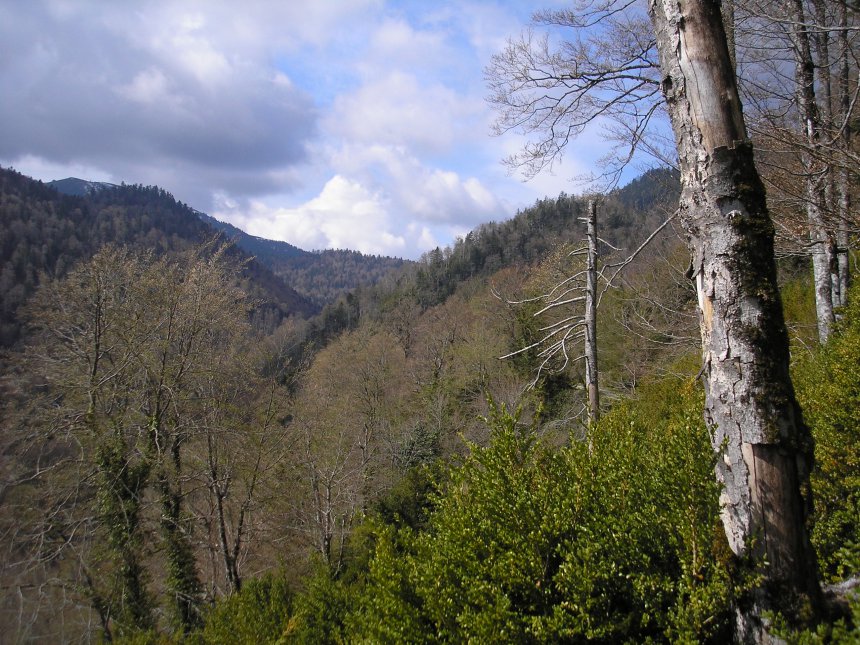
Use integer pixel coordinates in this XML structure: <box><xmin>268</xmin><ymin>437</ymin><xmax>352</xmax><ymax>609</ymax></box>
<box><xmin>488</xmin><ymin>3</ymin><xmax>858</xmax><ymax>343</ymax></box>
<box><xmin>4</xmin><ymin>242</ymin><xmax>268</xmax><ymax>640</ymax></box>
<box><xmin>649</xmin><ymin>0</ymin><xmax>822</xmax><ymax>638</ymax></box>
<box><xmin>490</xmin><ymin>1</ymin><xmax>825</xmax><ymax>638</ymax></box>
<box><xmin>285</xmin><ymin>327</ymin><xmax>408</xmax><ymax>571</ymax></box>
<box><xmin>486</xmin><ymin>5</ymin><xmax>668</xmax><ymax>185</ymax></box>
<box><xmin>584</xmin><ymin>200</ymin><xmax>601</xmax><ymax>421</ymax></box>
<box><xmin>498</xmin><ymin>199</ymin><xmax>603</xmax><ymax>423</ymax></box>
<box><xmin>733</xmin><ymin>0</ymin><xmax>859</xmax><ymax>342</ymax></box>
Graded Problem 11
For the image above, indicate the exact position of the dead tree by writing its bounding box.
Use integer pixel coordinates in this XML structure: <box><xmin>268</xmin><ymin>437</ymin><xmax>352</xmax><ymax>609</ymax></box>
<box><xmin>497</xmin><ymin>199</ymin><xmax>602</xmax><ymax>423</ymax></box>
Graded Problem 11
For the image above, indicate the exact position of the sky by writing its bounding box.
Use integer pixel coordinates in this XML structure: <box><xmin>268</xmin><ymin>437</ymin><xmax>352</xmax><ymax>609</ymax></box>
<box><xmin>1</xmin><ymin>0</ymin><xmax>612</xmax><ymax>260</ymax></box>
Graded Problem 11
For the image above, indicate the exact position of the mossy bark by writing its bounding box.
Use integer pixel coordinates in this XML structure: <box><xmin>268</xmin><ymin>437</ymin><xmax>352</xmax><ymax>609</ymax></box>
<box><xmin>649</xmin><ymin>0</ymin><xmax>822</xmax><ymax>640</ymax></box>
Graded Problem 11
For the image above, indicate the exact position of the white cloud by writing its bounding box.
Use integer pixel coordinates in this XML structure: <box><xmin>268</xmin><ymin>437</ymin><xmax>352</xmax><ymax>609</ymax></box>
<box><xmin>219</xmin><ymin>175</ymin><xmax>406</xmax><ymax>256</ymax></box>
<box><xmin>1</xmin><ymin>0</ymin><xmax>616</xmax><ymax>260</ymax></box>
<box><xmin>360</xmin><ymin>17</ymin><xmax>454</xmax><ymax>78</ymax></box>
<box><xmin>211</xmin><ymin>151</ymin><xmax>509</xmax><ymax>259</ymax></box>
<box><xmin>326</xmin><ymin>71</ymin><xmax>484</xmax><ymax>154</ymax></box>
<box><xmin>327</xmin><ymin>143</ymin><xmax>505</xmax><ymax>226</ymax></box>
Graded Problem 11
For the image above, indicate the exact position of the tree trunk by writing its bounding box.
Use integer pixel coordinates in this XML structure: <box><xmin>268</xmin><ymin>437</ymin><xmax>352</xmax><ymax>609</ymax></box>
<box><xmin>787</xmin><ymin>0</ymin><xmax>837</xmax><ymax>343</ymax></box>
<box><xmin>836</xmin><ymin>0</ymin><xmax>851</xmax><ymax>309</ymax></box>
<box><xmin>721</xmin><ymin>0</ymin><xmax>736</xmax><ymax>71</ymax></box>
<box><xmin>585</xmin><ymin>199</ymin><xmax>600</xmax><ymax>422</ymax></box>
<box><xmin>649</xmin><ymin>0</ymin><xmax>822</xmax><ymax>639</ymax></box>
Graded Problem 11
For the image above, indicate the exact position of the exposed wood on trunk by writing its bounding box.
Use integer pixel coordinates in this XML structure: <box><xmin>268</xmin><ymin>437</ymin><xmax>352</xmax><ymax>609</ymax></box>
<box><xmin>649</xmin><ymin>0</ymin><xmax>822</xmax><ymax>639</ymax></box>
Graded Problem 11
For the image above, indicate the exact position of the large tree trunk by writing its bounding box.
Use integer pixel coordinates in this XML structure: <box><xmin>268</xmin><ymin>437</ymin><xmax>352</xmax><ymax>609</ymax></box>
<box><xmin>649</xmin><ymin>1</ymin><xmax>822</xmax><ymax>640</ymax></box>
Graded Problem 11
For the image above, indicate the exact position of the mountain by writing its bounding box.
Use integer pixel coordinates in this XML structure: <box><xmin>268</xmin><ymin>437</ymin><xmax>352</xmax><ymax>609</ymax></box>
<box><xmin>46</xmin><ymin>181</ymin><xmax>408</xmax><ymax>309</ymax></box>
<box><xmin>0</xmin><ymin>167</ymin><xmax>317</xmax><ymax>348</ymax></box>
<box><xmin>197</xmin><ymin>211</ymin><xmax>309</xmax><ymax>263</ymax></box>
<box><xmin>390</xmin><ymin>166</ymin><xmax>682</xmax><ymax>310</ymax></box>
<box><xmin>47</xmin><ymin>177</ymin><xmax>118</xmax><ymax>197</ymax></box>
<box><xmin>198</xmin><ymin>211</ymin><xmax>409</xmax><ymax>308</ymax></box>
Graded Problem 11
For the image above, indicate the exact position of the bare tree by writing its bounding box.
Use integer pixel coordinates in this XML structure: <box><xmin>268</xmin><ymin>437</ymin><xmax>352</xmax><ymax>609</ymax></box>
<box><xmin>584</xmin><ymin>200</ymin><xmax>600</xmax><ymax>421</ymax></box>
<box><xmin>497</xmin><ymin>199</ymin><xmax>604</xmax><ymax>423</ymax></box>
<box><xmin>491</xmin><ymin>1</ymin><xmax>858</xmax><ymax>342</ymax></box>
<box><xmin>3</xmin><ymin>242</ymin><xmax>271</xmax><ymax>640</ymax></box>
<box><xmin>735</xmin><ymin>0</ymin><xmax>860</xmax><ymax>335</ymax></box>
<box><xmin>486</xmin><ymin>5</ymin><xmax>669</xmax><ymax>185</ymax></box>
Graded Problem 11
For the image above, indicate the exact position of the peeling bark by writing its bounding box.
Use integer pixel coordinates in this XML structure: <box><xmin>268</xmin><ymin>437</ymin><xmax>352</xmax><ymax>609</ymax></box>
<box><xmin>649</xmin><ymin>0</ymin><xmax>822</xmax><ymax>639</ymax></box>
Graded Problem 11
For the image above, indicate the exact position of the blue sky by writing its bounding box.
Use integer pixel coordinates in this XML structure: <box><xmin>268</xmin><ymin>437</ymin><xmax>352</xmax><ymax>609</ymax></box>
<box><xmin>1</xmin><ymin>0</ymin><xmax>618</xmax><ymax>259</ymax></box>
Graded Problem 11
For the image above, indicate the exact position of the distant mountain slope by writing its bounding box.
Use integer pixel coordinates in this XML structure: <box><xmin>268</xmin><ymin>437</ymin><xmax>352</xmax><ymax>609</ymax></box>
<box><xmin>285</xmin><ymin>166</ymin><xmax>683</xmax><ymax>362</ymax></box>
<box><xmin>198</xmin><ymin>211</ymin><xmax>308</xmax><ymax>263</ymax></box>
<box><xmin>47</xmin><ymin>177</ymin><xmax>118</xmax><ymax>197</ymax></box>
<box><xmin>46</xmin><ymin>176</ymin><xmax>409</xmax><ymax>309</ymax></box>
<box><xmin>0</xmin><ymin>167</ymin><xmax>317</xmax><ymax>348</ymax></box>
<box><xmin>199</xmin><ymin>212</ymin><xmax>409</xmax><ymax>307</ymax></box>
<box><xmin>614</xmin><ymin>167</ymin><xmax>681</xmax><ymax>212</ymax></box>
<box><xmin>272</xmin><ymin>249</ymin><xmax>408</xmax><ymax>308</ymax></box>
<box><xmin>398</xmin><ymin>167</ymin><xmax>682</xmax><ymax>309</ymax></box>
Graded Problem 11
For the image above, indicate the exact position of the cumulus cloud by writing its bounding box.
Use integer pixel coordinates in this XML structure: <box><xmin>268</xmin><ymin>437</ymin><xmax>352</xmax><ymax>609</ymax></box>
<box><xmin>1</xmin><ymin>0</ymin><xmax>602</xmax><ymax>260</ymax></box>
<box><xmin>327</xmin><ymin>143</ymin><xmax>505</xmax><ymax>227</ymax></box>
<box><xmin>326</xmin><ymin>71</ymin><xmax>485</xmax><ymax>155</ymax></box>
<box><xmin>0</xmin><ymin>1</ymin><xmax>327</xmax><ymax>207</ymax></box>
<box><xmin>216</xmin><ymin>175</ymin><xmax>406</xmax><ymax>256</ymax></box>
<box><xmin>215</xmin><ymin>143</ymin><xmax>508</xmax><ymax>258</ymax></box>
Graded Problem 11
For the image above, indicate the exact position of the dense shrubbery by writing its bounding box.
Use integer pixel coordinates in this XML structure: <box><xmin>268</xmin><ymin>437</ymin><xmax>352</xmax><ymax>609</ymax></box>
<box><xmin>176</xmin><ymin>295</ymin><xmax>860</xmax><ymax>642</ymax></box>
<box><xmin>200</xmin><ymin>574</ymin><xmax>294</xmax><ymax>645</ymax></box>
<box><xmin>280</xmin><ymin>378</ymin><xmax>737</xmax><ymax>643</ymax></box>
<box><xmin>796</xmin><ymin>284</ymin><xmax>860</xmax><ymax>582</ymax></box>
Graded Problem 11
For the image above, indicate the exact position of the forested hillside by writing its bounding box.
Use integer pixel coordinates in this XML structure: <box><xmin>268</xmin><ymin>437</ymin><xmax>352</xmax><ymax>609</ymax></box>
<box><xmin>45</xmin><ymin>177</ymin><xmax>409</xmax><ymax>310</ymax></box>
<box><xmin>199</xmin><ymin>213</ymin><xmax>410</xmax><ymax>307</ymax></box>
<box><xmin>5</xmin><ymin>0</ymin><xmax>860</xmax><ymax>640</ymax></box>
<box><xmin>0</xmin><ymin>167</ymin><xmax>317</xmax><ymax>348</ymax></box>
<box><xmin>1</xmin><ymin>163</ymin><xmax>856</xmax><ymax>644</ymax></box>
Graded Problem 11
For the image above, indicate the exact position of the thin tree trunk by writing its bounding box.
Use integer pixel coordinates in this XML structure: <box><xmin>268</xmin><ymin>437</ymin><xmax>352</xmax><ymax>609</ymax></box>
<box><xmin>585</xmin><ymin>199</ymin><xmax>600</xmax><ymax>422</ymax></box>
<box><xmin>787</xmin><ymin>0</ymin><xmax>837</xmax><ymax>342</ymax></box>
<box><xmin>208</xmin><ymin>433</ymin><xmax>241</xmax><ymax>594</ymax></box>
<box><xmin>836</xmin><ymin>0</ymin><xmax>852</xmax><ymax>308</ymax></box>
<box><xmin>649</xmin><ymin>1</ymin><xmax>822</xmax><ymax>640</ymax></box>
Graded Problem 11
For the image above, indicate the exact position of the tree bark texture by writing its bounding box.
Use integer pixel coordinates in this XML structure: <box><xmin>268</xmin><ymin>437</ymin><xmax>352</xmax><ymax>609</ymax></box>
<box><xmin>836</xmin><ymin>0</ymin><xmax>852</xmax><ymax>308</ymax></box>
<box><xmin>649</xmin><ymin>0</ymin><xmax>821</xmax><ymax>638</ymax></box>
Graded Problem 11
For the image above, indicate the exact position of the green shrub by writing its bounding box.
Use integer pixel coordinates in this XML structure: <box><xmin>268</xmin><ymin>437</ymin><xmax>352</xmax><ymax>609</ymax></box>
<box><xmin>286</xmin><ymin>561</ymin><xmax>353</xmax><ymax>644</ymax></box>
<box><xmin>200</xmin><ymin>573</ymin><xmax>293</xmax><ymax>645</ymax></box>
<box><xmin>351</xmin><ymin>386</ymin><xmax>735</xmax><ymax>643</ymax></box>
<box><xmin>795</xmin><ymin>284</ymin><xmax>860</xmax><ymax>581</ymax></box>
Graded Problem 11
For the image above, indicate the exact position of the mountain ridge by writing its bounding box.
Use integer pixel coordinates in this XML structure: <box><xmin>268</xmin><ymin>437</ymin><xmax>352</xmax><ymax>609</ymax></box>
<box><xmin>49</xmin><ymin>176</ymin><xmax>410</xmax><ymax>308</ymax></box>
<box><xmin>1</xmin><ymin>168</ymin><xmax>318</xmax><ymax>348</ymax></box>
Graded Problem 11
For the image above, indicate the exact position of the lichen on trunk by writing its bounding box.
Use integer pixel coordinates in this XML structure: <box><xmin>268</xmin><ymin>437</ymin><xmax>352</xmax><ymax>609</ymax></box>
<box><xmin>649</xmin><ymin>0</ymin><xmax>822</xmax><ymax>639</ymax></box>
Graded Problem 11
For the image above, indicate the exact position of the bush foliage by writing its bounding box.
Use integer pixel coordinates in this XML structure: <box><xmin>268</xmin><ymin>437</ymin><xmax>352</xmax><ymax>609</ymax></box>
<box><xmin>796</xmin><ymin>284</ymin><xmax>860</xmax><ymax>582</ymax></box>
<box><xmin>288</xmin><ymin>379</ymin><xmax>738</xmax><ymax>643</ymax></box>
